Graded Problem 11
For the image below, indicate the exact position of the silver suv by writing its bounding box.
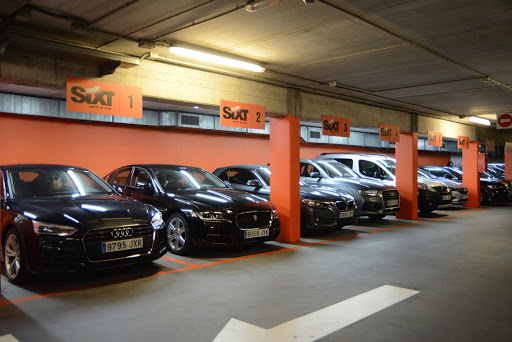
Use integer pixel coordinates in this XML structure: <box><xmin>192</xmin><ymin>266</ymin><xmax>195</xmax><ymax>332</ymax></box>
<box><xmin>300</xmin><ymin>159</ymin><xmax>400</xmax><ymax>219</ymax></box>
<box><xmin>316</xmin><ymin>153</ymin><xmax>452</xmax><ymax>213</ymax></box>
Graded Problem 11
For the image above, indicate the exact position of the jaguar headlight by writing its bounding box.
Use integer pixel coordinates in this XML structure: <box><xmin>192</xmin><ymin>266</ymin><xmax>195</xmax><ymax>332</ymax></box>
<box><xmin>487</xmin><ymin>184</ymin><xmax>496</xmax><ymax>189</ymax></box>
<box><xmin>357</xmin><ymin>189</ymin><xmax>379</xmax><ymax>196</ymax></box>
<box><xmin>150</xmin><ymin>211</ymin><xmax>164</xmax><ymax>230</ymax></box>
<box><xmin>199</xmin><ymin>211</ymin><xmax>225</xmax><ymax>220</ymax></box>
<box><xmin>301</xmin><ymin>199</ymin><xmax>331</xmax><ymax>208</ymax></box>
<box><xmin>33</xmin><ymin>221</ymin><xmax>78</xmax><ymax>236</ymax></box>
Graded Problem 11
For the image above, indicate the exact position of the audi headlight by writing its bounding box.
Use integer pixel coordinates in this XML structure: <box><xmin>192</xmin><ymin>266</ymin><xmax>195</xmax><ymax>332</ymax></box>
<box><xmin>150</xmin><ymin>211</ymin><xmax>164</xmax><ymax>230</ymax></box>
<box><xmin>357</xmin><ymin>189</ymin><xmax>379</xmax><ymax>196</ymax></box>
<box><xmin>33</xmin><ymin>221</ymin><xmax>78</xmax><ymax>236</ymax></box>
<box><xmin>301</xmin><ymin>199</ymin><xmax>331</xmax><ymax>208</ymax></box>
<box><xmin>199</xmin><ymin>211</ymin><xmax>225</xmax><ymax>220</ymax></box>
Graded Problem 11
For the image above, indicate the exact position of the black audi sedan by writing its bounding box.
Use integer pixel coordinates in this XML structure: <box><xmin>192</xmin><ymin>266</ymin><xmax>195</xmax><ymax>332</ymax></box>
<box><xmin>213</xmin><ymin>165</ymin><xmax>357</xmax><ymax>232</ymax></box>
<box><xmin>104</xmin><ymin>165</ymin><xmax>280</xmax><ymax>255</ymax></box>
<box><xmin>1</xmin><ymin>164</ymin><xmax>166</xmax><ymax>284</ymax></box>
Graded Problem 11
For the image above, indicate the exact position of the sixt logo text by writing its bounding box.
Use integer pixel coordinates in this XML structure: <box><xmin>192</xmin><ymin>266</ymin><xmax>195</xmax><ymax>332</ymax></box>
<box><xmin>323</xmin><ymin>119</ymin><xmax>339</xmax><ymax>132</ymax></box>
<box><xmin>381</xmin><ymin>127</ymin><xmax>393</xmax><ymax>137</ymax></box>
<box><xmin>70</xmin><ymin>86</ymin><xmax>115</xmax><ymax>106</ymax></box>
<box><xmin>223</xmin><ymin>106</ymin><xmax>248</xmax><ymax>121</ymax></box>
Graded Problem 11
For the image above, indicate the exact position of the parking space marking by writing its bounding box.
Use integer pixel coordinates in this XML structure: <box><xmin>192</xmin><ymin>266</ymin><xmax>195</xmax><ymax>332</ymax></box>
<box><xmin>0</xmin><ymin>207</ymin><xmax>489</xmax><ymax>307</ymax></box>
<box><xmin>161</xmin><ymin>256</ymin><xmax>200</xmax><ymax>267</ymax></box>
<box><xmin>0</xmin><ymin>335</ymin><xmax>20</xmax><ymax>342</ymax></box>
<box><xmin>213</xmin><ymin>285</ymin><xmax>419</xmax><ymax>342</ymax></box>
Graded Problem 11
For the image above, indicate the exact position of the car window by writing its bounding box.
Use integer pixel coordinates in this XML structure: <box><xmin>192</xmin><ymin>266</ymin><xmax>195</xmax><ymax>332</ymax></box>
<box><xmin>318</xmin><ymin>161</ymin><xmax>357</xmax><ymax>178</ymax></box>
<box><xmin>359</xmin><ymin>160</ymin><xmax>383</xmax><ymax>178</ymax></box>
<box><xmin>216</xmin><ymin>169</ymin><xmax>230</xmax><ymax>182</ymax></box>
<box><xmin>255</xmin><ymin>168</ymin><xmax>271</xmax><ymax>185</ymax></box>
<box><xmin>335</xmin><ymin>158</ymin><xmax>353</xmax><ymax>168</ymax></box>
<box><xmin>113</xmin><ymin>168</ymin><xmax>132</xmax><ymax>186</ymax></box>
<box><xmin>131</xmin><ymin>168</ymin><xmax>152</xmax><ymax>187</ymax></box>
<box><xmin>152</xmin><ymin>167</ymin><xmax>226</xmax><ymax>190</ymax></box>
<box><xmin>300</xmin><ymin>163</ymin><xmax>322</xmax><ymax>177</ymax></box>
<box><xmin>226</xmin><ymin>169</ymin><xmax>256</xmax><ymax>185</ymax></box>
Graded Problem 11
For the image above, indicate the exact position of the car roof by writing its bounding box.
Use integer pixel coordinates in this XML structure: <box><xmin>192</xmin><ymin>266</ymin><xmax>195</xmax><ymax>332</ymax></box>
<box><xmin>0</xmin><ymin>164</ymin><xmax>88</xmax><ymax>171</ymax></box>
<box><xmin>216</xmin><ymin>164</ymin><xmax>268</xmax><ymax>170</ymax></box>
<box><xmin>319</xmin><ymin>153</ymin><xmax>393</xmax><ymax>159</ymax></box>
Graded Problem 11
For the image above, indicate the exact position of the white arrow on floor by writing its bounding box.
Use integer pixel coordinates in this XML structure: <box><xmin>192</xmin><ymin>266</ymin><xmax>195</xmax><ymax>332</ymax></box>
<box><xmin>213</xmin><ymin>285</ymin><xmax>419</xmax><ymax>342</ymax></box>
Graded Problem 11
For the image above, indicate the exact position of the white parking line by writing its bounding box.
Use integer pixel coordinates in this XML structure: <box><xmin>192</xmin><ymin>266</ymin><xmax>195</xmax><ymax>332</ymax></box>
<box><xmin>0</xmin><ymin>335</ymin><xmax>20</xmax><ymax>342</ymax></box>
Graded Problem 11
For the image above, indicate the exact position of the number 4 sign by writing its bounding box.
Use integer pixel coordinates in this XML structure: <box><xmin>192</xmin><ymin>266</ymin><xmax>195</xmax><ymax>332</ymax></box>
<box><xmin>458</xmin><ymin>136</ymin><xmax>469</xmax><ymax>149</ymax></box>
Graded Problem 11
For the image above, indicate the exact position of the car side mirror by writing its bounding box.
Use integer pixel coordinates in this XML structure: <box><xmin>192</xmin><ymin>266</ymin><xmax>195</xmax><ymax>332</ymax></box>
<box><xmin>136</xmin><ymin>181</ymin><xmax>153</xmax><ymax>193</ymax></box>
<box><xmin>246</xmin><ymin>179</ymin><xmax>262</xmax><ymax>187</ymax></box>
<box><xmin>310</xmin><ymin>172</ymin><xmax>321</xmax><ymax>178</ymax></box>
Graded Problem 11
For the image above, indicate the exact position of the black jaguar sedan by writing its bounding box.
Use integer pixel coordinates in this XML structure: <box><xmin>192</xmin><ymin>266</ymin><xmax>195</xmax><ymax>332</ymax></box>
<box><xmin>104</xmin><ymin>165</ymin><xmax>280</xmax><ymax>255</ymax></box>
<box><xmin>213</xmin><ymin>165</ymin><xmax>357</xmax><ymax>232</ymax></box>
<box><xmin>1</xmin><ymin>164</ymin><xmax>166</xmax><ymax>284</ymax></box>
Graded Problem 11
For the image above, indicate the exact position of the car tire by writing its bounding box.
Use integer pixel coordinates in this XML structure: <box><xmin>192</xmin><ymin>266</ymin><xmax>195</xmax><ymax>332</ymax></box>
<box><xmin>3</xmin><ymin>227</ymin><xmax>29</xmax><ymax>284</ymax></box>
<box><xmin>166</xmin><ymin>213</ymin><xmax>192</xmax><ymax>255</ymax></box>
<box><xmin>368</xmin><ymin>214</ymin><xmax>386</xmax><ymax>220</ymax></box>
<box><xmin>419</xmin><ymin>200</ymin><xmax>436</xmax><ymax>214</ymax></box>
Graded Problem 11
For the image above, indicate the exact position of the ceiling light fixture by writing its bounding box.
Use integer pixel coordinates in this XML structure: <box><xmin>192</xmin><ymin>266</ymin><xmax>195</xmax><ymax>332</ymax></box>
<box><xmin>468</xmin><ymin>116</ymin><xmax>491</xmax><ymax>126</ymax></box>
<box><xmin>169</xmin><ymin>46</ymin><xmax>265</xmax><ymax>73</ymax></box>
<box><xmin>245</xmin><ymin>0</ymin><xmax>280</xmax><ymax>12</ymax></box>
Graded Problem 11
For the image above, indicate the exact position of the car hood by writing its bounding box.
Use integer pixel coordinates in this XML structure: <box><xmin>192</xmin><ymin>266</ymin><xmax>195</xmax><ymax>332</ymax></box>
<box><xmin>432</xmin><ymin>178</ymin><xmax>465</xmax><ymax>188</ymax></box>
<box><xmin>10</xmin><ymin>194</ymin><xmax>151</xmax><ymax>229</ymax></box>
<box><xmin>299</xmin><ymin>186</ymin><xmax>352</xmax><ymax>201</ymax></box>
<box><xmin>418</xmin><ymin>177</ymin><xmax>447</xmax><ymax>187</ymax></box>
<box><xmin>167</xmin><ymin>188</ymin><xmax>275</xmax><ymax>212</ymax></box>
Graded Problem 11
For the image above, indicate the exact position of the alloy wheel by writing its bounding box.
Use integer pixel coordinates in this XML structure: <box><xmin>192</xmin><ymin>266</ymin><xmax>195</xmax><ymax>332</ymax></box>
<box><xmin>167</xmin><ymin>217</ymin><xmax>187</xmax><ymax>251</ymax></box>
<box><xmin>5</xmin><ymin>232</ymin><xmax>21</xmax><ymax>280</ymax></box>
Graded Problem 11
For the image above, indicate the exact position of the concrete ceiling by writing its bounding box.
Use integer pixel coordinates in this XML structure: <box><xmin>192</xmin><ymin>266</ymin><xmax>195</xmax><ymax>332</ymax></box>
<box><xmin>1</xmin><ymin>0</ymin><xmax>512</xmax><ymax>125</ymax></box>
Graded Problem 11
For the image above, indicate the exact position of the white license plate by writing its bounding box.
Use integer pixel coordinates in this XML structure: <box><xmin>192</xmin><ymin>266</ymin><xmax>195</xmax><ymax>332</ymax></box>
<box><xmin>443</xmin><ymin>195</ymin><xmax>451</xmax><ymax>200</ymax></box>
<box><xmin>102</xmin><ymin>238</ymin><xmax>143</xmax><ymax>253</ymax></box>
<box><xmin>244</xmin><ymin>229</ymin><xmax>269</xmax><ymax>239</ymax></box>
<box><xmin>386</xmin><ymin>199</ymin><xmax>399</xmax><ymax>206</ymax></box>
<box><xmin>339</xmin><ymin>211</ymin><xmax>353</xmax><ymax>218</ymax></box>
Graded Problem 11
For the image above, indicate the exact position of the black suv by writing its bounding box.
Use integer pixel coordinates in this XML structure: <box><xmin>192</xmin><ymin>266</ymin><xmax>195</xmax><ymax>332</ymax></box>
<box><xmin>105</xmin><ymin>165</ymin><xmax>280</xmax><ymax>255</ymax></box>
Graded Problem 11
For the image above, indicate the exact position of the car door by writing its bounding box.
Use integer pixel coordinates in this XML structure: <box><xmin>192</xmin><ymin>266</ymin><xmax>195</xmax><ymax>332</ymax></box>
<box><xmin>110</xmin><ymin>167</ymin><xmax>133</xmax><ymax>193</ymax></box>
<box><xmin>125</xmin><ymin>167</ymin><xmax>168</xmax><ymax>212</ymax></box>
<box><xmin>300</xmin><ymin>162</ymin><xmax>329</xmax><ymax>188</ymax></box>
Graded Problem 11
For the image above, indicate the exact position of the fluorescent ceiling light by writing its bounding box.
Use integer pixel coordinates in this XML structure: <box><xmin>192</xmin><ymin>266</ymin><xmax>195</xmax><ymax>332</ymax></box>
<box><xmin>469</xmin><ymin>116</ymin><xmax>491</xmax><ymax>126</ymax></box>
<box><xmin>169</xmin><ymin>46</ymin><xmax>265</xmax><ymax>73</ymax></box>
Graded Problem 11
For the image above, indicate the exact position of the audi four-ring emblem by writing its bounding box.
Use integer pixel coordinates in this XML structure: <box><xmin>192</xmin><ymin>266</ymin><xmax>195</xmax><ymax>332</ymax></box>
<box><xmin>111</xmin><ymin>227</ymin><xmax>133</xmax><ymax>238</ymax></box>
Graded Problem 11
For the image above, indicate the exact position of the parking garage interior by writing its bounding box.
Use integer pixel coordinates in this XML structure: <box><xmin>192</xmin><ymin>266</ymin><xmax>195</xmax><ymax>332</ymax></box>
<box><xmin>1</xmin><ymin>1</ymin><xmax>512</xmax><ymax>341</ymax></box>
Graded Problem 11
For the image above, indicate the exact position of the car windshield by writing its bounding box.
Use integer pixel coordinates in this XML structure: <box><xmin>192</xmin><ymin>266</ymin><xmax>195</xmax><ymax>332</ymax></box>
<box><xmin>152</xmin><ymin>167</ymin><xmax>227</xmax><ymax>190</ymax></box>
<box><xmin>318</xmin><ymin>162</ymin><xmax>358</xmax><ymax>178</ymax></box>
<box><xmin>418</xmin><ymin>169</ymin><xmax>437</xmax><ymax>179</ymax></box>
<box><xmin>446</xmin><ymin>167</ymin><xmax>463</xmax><ymax>180</ymax></box>
<box><xmin>255</xmin><ymin>168</ymin><xmax>271</xmax><ymax>186</ymax></box>
<box><xmin>255</xmin><ymin>167</ymin><xmax>308</xmax><ymax>186</ymax></box>
<box><xmin>7</xmin><ymin>168</ymin><xmax>114</xmax><ymax>199</ymax></box>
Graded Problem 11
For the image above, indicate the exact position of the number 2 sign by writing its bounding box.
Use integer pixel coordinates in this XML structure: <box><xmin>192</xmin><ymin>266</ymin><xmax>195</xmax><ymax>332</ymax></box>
<box><xmin>220</xmin><ymin>100</ymin><xmax>265</xmax><ymax>130</ymax></box>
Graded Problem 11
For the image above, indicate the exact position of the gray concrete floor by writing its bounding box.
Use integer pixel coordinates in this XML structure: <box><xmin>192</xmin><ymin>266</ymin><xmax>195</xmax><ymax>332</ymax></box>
<box><xmin>1</xmin><ymin>204</ymin><xmax>512</xmax><ymax>341</ymax></box>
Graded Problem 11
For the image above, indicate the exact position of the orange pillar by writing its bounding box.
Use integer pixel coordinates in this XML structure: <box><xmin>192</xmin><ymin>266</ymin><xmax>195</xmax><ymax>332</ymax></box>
<box><xmin>463</xmin><ymin>141</ymin><xmax>480</xmax><ymax>208</ymax></box>
<box><xmin>395</xmin><ymin>132</ymin><xmax>418</xmax><ymax>220</ymax></box>
<box><xmin>270</xmin><ymin>116</ymin><xmax>301</xmax><ymax>243</ymax></box>
<box><xmin>505</xmin><ymin>144</ymin><xmax>512</xmax><ymax>182</ymax></box>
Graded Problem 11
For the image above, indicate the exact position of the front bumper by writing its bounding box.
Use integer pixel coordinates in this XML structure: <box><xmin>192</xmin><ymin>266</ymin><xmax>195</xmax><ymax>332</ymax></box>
<box><xmin>301</xmin><ymin>202</ymin><xmax>356</xmax><ymax>229</ymax></box>
<box><xmin>357</xmin><ymin>191</ymin><xmax>400</xmax><ymax>217</ymax></box>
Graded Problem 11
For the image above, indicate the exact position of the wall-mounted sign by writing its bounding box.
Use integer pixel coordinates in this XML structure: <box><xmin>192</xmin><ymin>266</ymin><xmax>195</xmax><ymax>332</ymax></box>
<box><xmin>497</xmin><ymin>113</ymin><xmax>512</xmax><ymax>130</ymax></box>
<box><xmin>322</xmin><ymin>115</ymin><xmax>350</xmax><ymax>137</ymax></box>
<box><xmin>220</xmin><ymin>100</ymin><xmax>265</xmax><ymax>130</ymax></box>
<box><xmin>486</xmin><ymin>140</ymin><xmax>495</xmax><ymax>152</ymax></box>
<box><xmin>67</xmin><ymin>77</ymin><xmax>142</xmax><ymax>118</ymax></box>
<box><xmin>428</xmin><ymin>131</ymin><xmax>443</xmax><ymax>147</ymax></box>
<box><xmin>379</xmin><ymin>123</ymin><xmax>400</xmax><ymax>142</ymax></box>
<box><xmin>458</xmin><ymin>136</ymin><xmax>469</xmax><ymax>149</ymax></box>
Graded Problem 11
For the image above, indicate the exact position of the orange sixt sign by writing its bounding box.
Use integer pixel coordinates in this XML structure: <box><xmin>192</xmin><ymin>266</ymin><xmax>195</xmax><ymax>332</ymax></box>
<box><xmin>458</xmin><ymin>136</ymin><xmax>469</xmax><ymax>149</ymax></box>
<box><xmin>67</xmin><ymin>77</ymin><xmax>142</xmax><ymax>118</ymax></box>
<box><xmin>379</xmin><ymin>123</ymin><xmax>400</xmax><ymax>142</ymax></box>
<box><xmin>322</xmin><ymin>115</ymin><xmax>350</xmax><ymax>137</ymax></box>
<box><xmin>220</xmin><ymin>100</ymin><xmax>265</xmax><ymax>130</ymax></box>
<box><xmin>428</xmin><ymin>131</ymin><xmax>443</xmax><ymax>147</ymax></box>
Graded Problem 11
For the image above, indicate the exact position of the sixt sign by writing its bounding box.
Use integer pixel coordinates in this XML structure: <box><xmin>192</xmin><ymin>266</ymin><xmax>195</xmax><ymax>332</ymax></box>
<box><xmin>67</xmin><ymin>77</ymin><xmax>142</xmax><ymax>118</ymax></box>
<box><xmin>427</xmin><ymin>131</ymin><xmax>443</xmax><ymax>147</ymax></box>
<box><xmin>458</xmin><ymin>136</ymin><xmax>469</xmax><ymax>149</ymax></box>
<box><xmin>322</xmin><ymin>115</ymin><xmax>350</xmax><ymax>137</ymax></box>
<box><xmin>379</xmin><ymin>123</ymin><xmax>400</xmax><ymax>142</ymax></box>
<box><xmin>220</xmin><ymin>100</ymin><xmax>265</xmax><ymax>130</ymax></box>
